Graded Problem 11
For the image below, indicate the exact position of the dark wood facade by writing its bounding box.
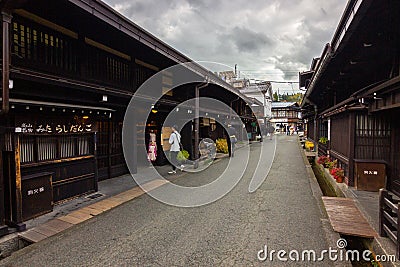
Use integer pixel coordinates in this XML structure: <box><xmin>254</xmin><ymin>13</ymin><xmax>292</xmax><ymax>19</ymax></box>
<box><xmin>0</xmin><ymin>0</ymin><xmax>257</xmax><ymax>232</ymax></box>
<box><xmin>301</xmin><ymin>0</ymin><xmax>400</xmax><ymax>189</ymax></box>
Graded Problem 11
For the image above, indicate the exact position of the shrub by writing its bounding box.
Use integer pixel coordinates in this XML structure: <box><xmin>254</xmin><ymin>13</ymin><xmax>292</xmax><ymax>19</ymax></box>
<box><xmin>305</xmin><ymin>140</ymin><xmax>314</xmax><ymax>151</ymax></box>
<box><xmin>216</xmin><ymin>138</ymin><xmax>229</xmax><ymax>154</ymax></box>
<box><xmin>319</xmin><ymin>137</ymin><xmax>328</xmax><ymax>144</ymax></box>
<box><xmin>177</xmin><ymin>150</ymin><xmax>190</xmax><ymax>161</ymax></box>
<box><xmin>326</xmin><ymin>159</ymin><xmax>337</xmax><ymax>170</ymax></box>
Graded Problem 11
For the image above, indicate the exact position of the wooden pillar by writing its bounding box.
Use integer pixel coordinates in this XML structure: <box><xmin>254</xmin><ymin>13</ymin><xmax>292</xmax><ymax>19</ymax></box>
<box><xmin>93</xmin><ymin>132</ymin><xmax>99</xmax><ymax>191</ymax></box>
<box><xmin>313</xmin><ymin>105</ymin><xmax>318</xmax><ymax>143</ymax></box>
<box><xmin>1</xmin><ymin>11</ymin><xmax>11</xmax><ymax>114</ymax></box>
<box><xmin>348</xmin><ymin>112</ymin><xmax>356</xmax><ymax>186</ymax></box>
<box><xmin>0</xmin><ymin>127</ymin><xmax>8</xmax><ymax>236</ymax></box>
<box><xmin>108</xmin><ymin>121</ymin><xmax>112</xmax><ymax>179</ymax></box>
<box><xmin>378</xmin><ymin>188</ymin><xmax>388</xmax><ymax>237</ymax></box>
<box><xmin>389</xmin><ymin>110</ymin><xmax>397</xmax><ymax>191</ymax></box>
<box><xmin>13</xmin><ymin>135</ymin><xmax>25</xmax><ymax>230</ymax></box>
<box><xmin>194</xmin><ymin>85</ymin><xmax>199</xmax><ymax>165</ymax></box>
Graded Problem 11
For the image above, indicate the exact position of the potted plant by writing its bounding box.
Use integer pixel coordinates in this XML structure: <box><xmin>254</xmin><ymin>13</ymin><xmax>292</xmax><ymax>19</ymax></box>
<box><xmin>305</xmin><ymin>140</ymin><xmax>314</xmax><ymax>151</ymax></box>
<box><xmin>318</xmin><ymin>137</ymin><xmax>328</xmax><ymax>145</ymax></box>
<box><xmin>330</xmin><ymin>167</ymin><xmax>345</xmax><ymax>183</ymax></box>
<box><xmin>216</xmin><ymin>138</ymin><xmax>229</xmax><ymax>154</ymax></box>
<box><xmin>325</xmin><ymin>159</ymin><xmax>337</xmax><ymax>171</ymax></box>
<box><xmin>317</xmin><ymin>155</ymin><xmax>329</xmax><ymax>167</ymax></box>
<box><xmin>177</xmin><ymin>149</ymin><xmax>190</xmax><ymax>162</ymax></box>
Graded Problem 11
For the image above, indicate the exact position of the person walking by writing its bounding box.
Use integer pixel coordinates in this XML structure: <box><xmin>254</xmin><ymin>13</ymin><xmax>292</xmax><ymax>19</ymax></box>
<box><xmin>168</xmin><ymin>125</ymin><xmax>181</xmax><ymax>174</ymax></box>
<box><xmin>267</xmin><ymin>125</ymin><xmax>275</xmax><ymax>140</ymax></box>
<box><xmin>227</xmin><ymin>124</ymin><xmax>237</xmax><ymax>157</ymax></box>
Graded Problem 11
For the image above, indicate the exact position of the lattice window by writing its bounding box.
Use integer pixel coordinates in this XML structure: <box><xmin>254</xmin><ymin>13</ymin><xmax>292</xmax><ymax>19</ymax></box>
<box><xmin>355</xmin><ymin>114</ymin><xmax>391</xmax><ymax>161</ymax></box>
<box><xmin>319</xmin><ymin>120</ymin><xmax>328</xmax><ymax>139</ymax></box>
<box><xmin>20</xmin><ymin>134</ymin><xmax>93</xmax><ymax>164</ymax></box>
<box><xmin>20</xmin><ymin>136</ymin><xmax>35</xmax><ymax>163</ymax></box>
<box><xmin>37</xmin><ymin>136</ymin><xmax>58</xmax><ymax>161</ymax></box>
<box><xmin>12</xmin><ymin>18</ymin><xmax>77</xmax><ymax>74</ymax></box>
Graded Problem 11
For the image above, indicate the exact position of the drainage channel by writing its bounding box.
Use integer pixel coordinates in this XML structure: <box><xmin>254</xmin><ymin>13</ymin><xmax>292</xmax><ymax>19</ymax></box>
<box><xmin>311</xmin><ymin>161</ymin><xmax>380</xmax><ymax>267</ymax></box>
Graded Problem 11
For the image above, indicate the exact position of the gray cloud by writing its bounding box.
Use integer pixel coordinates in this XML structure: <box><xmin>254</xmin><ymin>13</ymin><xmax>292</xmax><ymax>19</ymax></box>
<box><xmin>105</xmin><ymin>0</ymin><xmax>346</xmax><ymax>88</ymax></box>
<box><xmin>219</xmin><ymin>27</ymin><xmax>275</xmax><ymax>53</ymax></box>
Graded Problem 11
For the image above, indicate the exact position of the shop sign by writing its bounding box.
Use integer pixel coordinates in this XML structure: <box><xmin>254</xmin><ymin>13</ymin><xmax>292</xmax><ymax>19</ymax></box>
<box><xmin>16</xmin><ymin>123</ymin><xmax>34</xmax><ymax>133</ymax></box>
<box><xmin>363</xmin><ymin>170</ymin><xmax>378</xmax><ymax>175</ymax></box>
<box><xmin>27</xmin><ymin>186</ymin><xmax>45</xmax><ymax>196</ymax></box>
<box><xmin>15</xmin><ymin>123</ymin><xmax>93</xmax><ymax>134</ymax></box>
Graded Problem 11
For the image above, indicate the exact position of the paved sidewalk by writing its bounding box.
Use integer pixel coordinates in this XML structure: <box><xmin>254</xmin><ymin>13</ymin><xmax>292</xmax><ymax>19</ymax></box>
<box><xmin>22</xmin><ymin>165</ymin><xmax>173</xmax><ymax>231</ymax></box>
<box><xmin>18</xmin><ymin>179</ymin><xmax>169</xmax><ymax>243</ymax></box>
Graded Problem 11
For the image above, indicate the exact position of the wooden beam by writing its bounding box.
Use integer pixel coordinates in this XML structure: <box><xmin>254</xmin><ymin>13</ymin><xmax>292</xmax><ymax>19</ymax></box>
<box><xmin>14</xmin><ymin>9</ymin><xmax>78</xmax><ymax>39</ymax></box>
<box><xmin>135</xmin><ymin>59</ymin><xmax>159</xmax><ymax>71</ymax></box>
<box><xmin>84</xmin><ymin>37</ymin><xmax>131</xmax><ymax>61</ymax></box>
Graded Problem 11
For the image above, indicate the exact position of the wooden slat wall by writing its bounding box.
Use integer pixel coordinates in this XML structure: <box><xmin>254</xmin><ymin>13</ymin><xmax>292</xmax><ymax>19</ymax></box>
<box><xmin>330</xmin><ymin>113</ymin><xmax>350</xmax><ymax>158</ymax></box>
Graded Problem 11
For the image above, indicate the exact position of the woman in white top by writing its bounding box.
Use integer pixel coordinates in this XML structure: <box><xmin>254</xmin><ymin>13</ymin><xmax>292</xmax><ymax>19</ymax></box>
<box><xmin>168</xmin><ymin>125</ymin><xmax>181</xmax><ymax>174</ymax></box>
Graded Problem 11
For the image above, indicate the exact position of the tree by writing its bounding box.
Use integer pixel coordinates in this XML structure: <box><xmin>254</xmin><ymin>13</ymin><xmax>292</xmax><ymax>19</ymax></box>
<box><xmin>273</xmin><ymin>92</ymin><xmax>279</xmax><ymax>101</ymax></box>
<box><xmin>273</xmin><ymin>93</ymin><xmax>304</xmax><ymax>104</ymax></box>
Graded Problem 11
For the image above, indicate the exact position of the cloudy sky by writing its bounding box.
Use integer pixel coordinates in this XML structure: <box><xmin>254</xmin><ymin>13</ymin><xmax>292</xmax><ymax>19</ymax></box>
<box><xmin>104</xmin><ymin>0</ymin><xmax>346</xmax><ymax>93</ymax></box>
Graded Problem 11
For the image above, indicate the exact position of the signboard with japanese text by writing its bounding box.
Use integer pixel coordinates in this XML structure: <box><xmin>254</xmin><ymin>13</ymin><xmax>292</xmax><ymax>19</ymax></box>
<box><xmin>355</xmin><ymin>160</ymin><xmax>386</xmax><ymax>191</ymax></box>
<box><xmin>15</xmin><ymin>116</ymin><xmax>96</xmax><ymax>135</ymax></box>
<box><xmin>22</xmin><ymin>172</ymin><xmax>53</xmax><ymax>221</ymax></box>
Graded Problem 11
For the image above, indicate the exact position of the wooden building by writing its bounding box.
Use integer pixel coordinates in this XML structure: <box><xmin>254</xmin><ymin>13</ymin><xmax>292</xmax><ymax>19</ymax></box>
<box><xmin>0</xmin><ymin>0</ymin><xmax>257</xmax><ymax>234</ymax></box>
<box><xmin>270</xmin><ymin>102</ymin><xmax>302</xmax><ymax>133</ymax></box>
<box><xmin>301</xmin><ymin>0</ymin><xmax>400</xmax><ymax>189</ymax></box>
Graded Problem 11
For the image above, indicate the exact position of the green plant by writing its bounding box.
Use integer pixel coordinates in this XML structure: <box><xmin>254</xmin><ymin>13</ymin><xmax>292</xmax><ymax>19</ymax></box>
<box><xmin>216</xmin><ymin>138</ymin><xmax>229</xmax><ymax>154</ymax></box>
<box><xmin>319</xmin><ymin>137</ymin><xmax>328</xmax><ymax>144</ymax></box>
<box><xmin>177</xmin><ymin>150</ymin><xmax>189</xmax><ymax>161</ymax></box>
<box><xmin>325</xmin><ymin>159</ymin><xmax>337</xmax><ymax>170</ymax></box>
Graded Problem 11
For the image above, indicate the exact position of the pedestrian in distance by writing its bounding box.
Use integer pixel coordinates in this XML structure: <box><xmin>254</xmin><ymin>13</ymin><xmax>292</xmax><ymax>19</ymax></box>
<box><xmin>168</xmin><ymin>125</ymin><xmax>181</xmax><ymax>174</ymax></box>
<box><xmin>227</xmin><ymin>124</ymin><xmax>237</xmax><ymax>157</ymax></box>
<box><xmin>267</xmin><ymin>125</ymin><xmax>275</xmax><ymax>140</ymax></box>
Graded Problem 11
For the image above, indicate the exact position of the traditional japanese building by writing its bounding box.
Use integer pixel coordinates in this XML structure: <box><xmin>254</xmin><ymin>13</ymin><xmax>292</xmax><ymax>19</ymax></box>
<box><xmin>301</xmin><ymin>0</ymin><xmax>400</xmax><ymax>251</ymax></box>
<box><xmin>0</xmin><ymin>0</ymin><xmax>257</xmax><ymax>234</ymax></box>
<box><xmin>270</xmin><ymin>102</ymin><xmax>302</xmax><ymax>133</ymax></box>
<box><xmin>301</xmin><ymin>0</ymin><xmax>399</xmax><ymax>190</ymax></box>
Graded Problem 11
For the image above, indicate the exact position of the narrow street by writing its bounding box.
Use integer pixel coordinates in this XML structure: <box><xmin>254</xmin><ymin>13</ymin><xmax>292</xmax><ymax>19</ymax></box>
<box><xmin>1</xmin><ymin>135</ymin><xmax>333</xmax><ymax>266</ymax></box>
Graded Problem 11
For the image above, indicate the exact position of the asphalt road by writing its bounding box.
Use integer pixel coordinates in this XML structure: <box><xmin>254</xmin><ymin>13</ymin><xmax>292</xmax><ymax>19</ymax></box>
<box><xmin>1</xmin><ymin>135</ymin><xmax>333</xmax><ymax>266</ymax></box>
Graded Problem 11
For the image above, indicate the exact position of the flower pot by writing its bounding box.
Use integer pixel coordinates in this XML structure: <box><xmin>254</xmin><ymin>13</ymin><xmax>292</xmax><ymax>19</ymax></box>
<box><xmin>336</xmin><ymin>176</ymin><xmax>344</xmax><ymax>183</ymax></box>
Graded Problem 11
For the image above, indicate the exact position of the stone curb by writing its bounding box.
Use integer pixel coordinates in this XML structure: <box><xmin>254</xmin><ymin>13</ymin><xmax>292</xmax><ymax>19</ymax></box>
<box><xmin>297</xmin><ymin>138</ymin><xmax>352</xmax><ymax>267</ymax></box>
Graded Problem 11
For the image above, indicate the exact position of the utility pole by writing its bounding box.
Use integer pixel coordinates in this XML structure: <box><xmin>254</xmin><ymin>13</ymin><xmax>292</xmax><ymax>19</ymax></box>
<box><xmin>277</xmin><ymin>88</ymin><xmax>280</xmax><ymax>101</ymax></box>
